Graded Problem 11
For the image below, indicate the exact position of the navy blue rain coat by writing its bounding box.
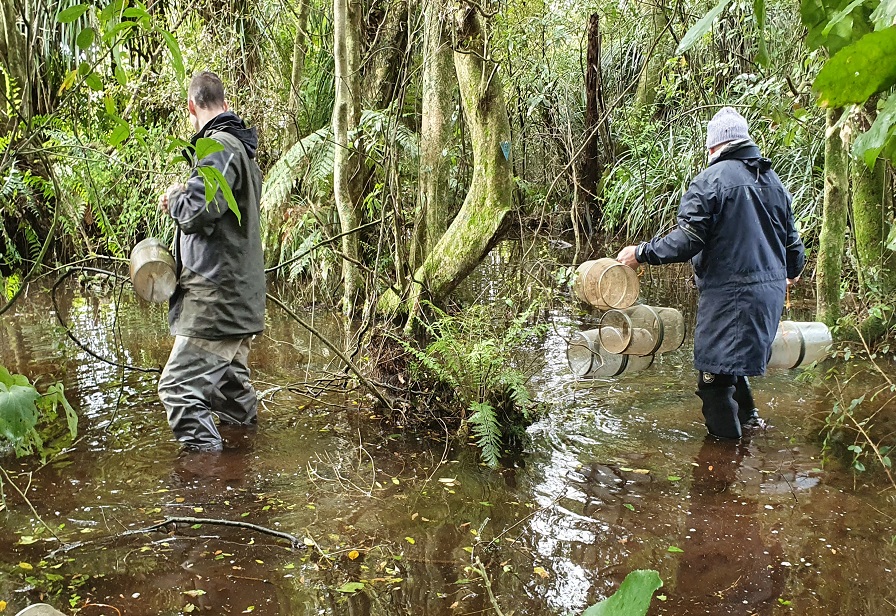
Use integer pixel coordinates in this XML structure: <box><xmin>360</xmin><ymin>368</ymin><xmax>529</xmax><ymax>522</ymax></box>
<box><xmin>635</xmin><ymin>141</ymin><xmax>805</xmax><ymax>376</ymax></box>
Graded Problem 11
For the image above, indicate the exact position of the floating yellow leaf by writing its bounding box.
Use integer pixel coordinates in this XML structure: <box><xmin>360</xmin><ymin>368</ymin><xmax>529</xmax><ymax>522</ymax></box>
<box><xmin>183</xmin><ymin>603</ymin><xmax>196</xmax><ymax>613</ymax></box>
<box><xmin>303</xmin><ymin>537</ymin><xmax>315</xmax><ymax>546</ymax></box>
<box><xmin>533</xmin><ymin>566</ymin><xmax>549</xmax><ymax>579</ymax></box>
<box><xmin>391</xmin><ymin>477</ymin><xmax>400</xmax><ymax>485</ymax></box>
<box><xmin>348</xmin><ymin>550</ymin><xmax>360</xmax><ymax>560</ymax></box>
<box><xmin>193</xmin><ymin>507</ymin><xmax>204</xmax><ymax>513</ymax></box>
<box><xmin>405</xmin><ymin>537</ymin><xmax>415</xmax><ymax>544</ymax></box>
<box><xmin>632</xmin><ymin>469</ymin><xmax>650</xmax><ymax>474</ymax></box>
<box><xmin>18</xmin><ymin>562</ymin><xmax>33</xmax><ymax>571</ymax></box>
<box><xmin>0</xmin><ymin>600</ymin><xmax>7</xmax><ymax>612</ymax></box>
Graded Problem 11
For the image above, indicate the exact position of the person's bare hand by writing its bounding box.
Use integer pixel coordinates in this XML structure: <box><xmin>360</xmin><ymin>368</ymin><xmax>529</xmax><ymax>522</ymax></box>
<box><xmin>787</xmin><ymin>276</ymin><xmax>800</xmax><ymax>287</ymax></box>
<box><xmin>159</xmin><ymin>183</ymin><xmax>184</xmax><ymax>215</ymax></box>
<box><xmin>616</xmin><ymin>245</ymin><xmax>639</xmax><ymax>270</ymax></box>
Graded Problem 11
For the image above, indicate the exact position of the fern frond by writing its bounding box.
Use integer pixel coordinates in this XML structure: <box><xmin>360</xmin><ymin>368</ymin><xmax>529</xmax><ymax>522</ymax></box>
<box><xmin>260</xmin><ymin>127</ymin><xmax>330</xmax><ymax>210</ymax></box>
<box><xmin>468</xmin><ymin>401</ymin><xmax>502</xmax><ymax>468</ymax></box>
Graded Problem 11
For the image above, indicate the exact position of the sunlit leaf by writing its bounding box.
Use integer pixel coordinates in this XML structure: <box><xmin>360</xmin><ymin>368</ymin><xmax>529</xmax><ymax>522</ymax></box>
<box><xmin>18</xmin><ymin>562</ymin><xmax>33</xmax><ymax>570</ymax></box>
<box><xmin>582</xmin><ymin>570</ymin><xmax>663</xmax><ymax>616</ymax></box>
<box><xmin>667</xmin><ymin>546</ymin><xmax>684</xmax><ymax>553</ymax></box>
<box><xmin>813</xmin><ymin>27</ymin><xmax>896</xmax><ymax>107</ymax></box>
<box><xmin>57</xmin><ymin>4</ymin><xmax>89</xmax><ymax>23</ymax></box>
<box><xmin>404</xmin><ymin>537</ymin><xmax>415</xmax><ymax>544</ymax></box>
<box><xmin>348</xmin><ymin>550</ymin><xmax>360</xmax><ymax>560</ymax></box>
<box><xmin>676</xmin><ymin>0</ymin><xmax>734</xmax><ymax>55</ymax></box>
<box><xmin>533</xmin><ymin>566</ymin><xmax>549</xmax><ymax>579</ymax></box>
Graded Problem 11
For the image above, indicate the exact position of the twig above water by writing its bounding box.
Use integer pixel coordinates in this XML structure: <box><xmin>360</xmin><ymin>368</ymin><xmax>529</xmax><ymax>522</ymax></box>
<box><xmin>142</xmin><ymin>516</ymin><xmax>302</xmax><ymax>549</ymax></box>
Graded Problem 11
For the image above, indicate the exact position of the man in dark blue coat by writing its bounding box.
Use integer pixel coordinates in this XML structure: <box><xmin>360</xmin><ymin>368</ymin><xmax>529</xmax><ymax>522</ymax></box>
<box><xmin>617</xmin><ymin>107</ymin><xmax>805</xmax><ymax>439</ymax></box>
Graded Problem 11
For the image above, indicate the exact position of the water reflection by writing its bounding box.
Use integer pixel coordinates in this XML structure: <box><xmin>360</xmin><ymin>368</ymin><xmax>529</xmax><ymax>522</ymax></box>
<box><xmin>1</xmin><ymin>278</ymin><xmax>895</xmax><ymax>615</ymax></box>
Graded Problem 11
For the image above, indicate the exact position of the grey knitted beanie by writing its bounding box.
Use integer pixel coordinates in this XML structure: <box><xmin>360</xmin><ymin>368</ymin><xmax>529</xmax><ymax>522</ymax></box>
<box><xmin>705</xmin><ymin>107</ymin><xmax>751</xmax><ymax>150</ymax></box>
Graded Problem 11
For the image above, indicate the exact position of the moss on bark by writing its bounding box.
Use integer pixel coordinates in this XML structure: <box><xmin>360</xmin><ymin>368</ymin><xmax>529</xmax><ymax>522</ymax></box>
<box><xmin>816</xmin><ymin>109</ymin><xmax>849</xmax><ymax>326</ymax></box>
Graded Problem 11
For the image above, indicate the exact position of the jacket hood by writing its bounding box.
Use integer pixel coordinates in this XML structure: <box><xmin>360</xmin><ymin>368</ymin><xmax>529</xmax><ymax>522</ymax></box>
<box><xmin>710</xmin><ymin>139</ymin><xmax>770</xmax><ymax>172</ymax></box>
<box><xmin>192</xmin><ymin>111</ymin><xmax>259</xmax><ymax>159</ymax></box>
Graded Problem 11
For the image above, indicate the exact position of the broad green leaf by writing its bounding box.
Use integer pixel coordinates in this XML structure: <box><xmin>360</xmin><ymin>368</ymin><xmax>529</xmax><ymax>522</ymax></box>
<box><xmin>0</xmin><ymin>382</ymin><xmax>41</xmax><ymax>443</ymax></box>
<box><xmin>813</xmin><ymin>27</ymin><xmax>896</xmax><ymax>107</ymax></box>
<box><xmin>84</xmin><ymin>72</ymin><xmax>103</xmax><ymax>92</ymax></box>
<box><xmin>76</xmin><ymin>27</ymin><xmax>95</xmax><ymax>50</ymax></box>
<box><xmin>114</xmin><ymin>65</ymin><xmax>128</xmax><ymax>87</ymax></box>
<box><xmin>123</xmin><ymin>6</ymin><xmax>150</xmax><ymax>21</ymax></box>
<box><xmin>335</xmin><ymin>581</ymin><xmax>365</xmax><ymax>593</ymax></box>
<box><xmin>871</xmin><ymin>0</ymin><xmax>896</xmax><ymax>29</ymax></box>
<box><xmin>194</xmin><ymin>138</ymin><xmax>225</xmax><ymax>161</ymax></box>
<box><xmin>676</xmin><ymin>0</ymin><xmax>734</xmax><ymax>55</ymax></box>
<box><xmin>852</xmin><ymin>93</ymin><xmax>896</xmax><ymax>168</ymax></box>
<box><xmin>0</xmin><ymin>366</ymin><xmax>30</xmax><ymax>388</ymax></box>
<box><xmin>108</xmin><ymin>115</ymin><xmax>131</xmax><ymax>147</ymax></box>
<box><xmin>581</xmin><ymin>570</ymin><xmax>663</xmax><ymax>616</ymax></box>
<box><xmin>159</xmin><ymin>29</ymin><xmax>186</xmax><ymax>83</ymax></box>
<box><xmin>57</xmin><ymin>4</ymin><xmax>89</xmax><ymax>23</ymax></box>
<box><xmin>197</xmin><ymin>166</ymin><xmax>242</xmax><ymax>224</ymax></box>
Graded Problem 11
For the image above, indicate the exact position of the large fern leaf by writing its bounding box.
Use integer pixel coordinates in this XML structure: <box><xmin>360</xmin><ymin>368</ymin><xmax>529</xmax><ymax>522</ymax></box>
<box><xmin>260</xmin><ymin>127</ymin><xmax>330</xmax><ymax>210</ymax></box>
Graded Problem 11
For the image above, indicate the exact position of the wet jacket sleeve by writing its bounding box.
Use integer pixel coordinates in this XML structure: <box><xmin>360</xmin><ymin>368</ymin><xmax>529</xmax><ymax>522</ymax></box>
<box><xmin>636</xmin><ymin>177</ymin><xmax>715</xmax><ymax>265</ymax></box>
<box><xmin>784</xmin><ymin>199</ymin><xmax>805</xmax><ymax>279</ymax></box>
<box><xmin>168</xmin><ymin>141</ymin><xmax>241</xmax><ymax>236</ymax></box>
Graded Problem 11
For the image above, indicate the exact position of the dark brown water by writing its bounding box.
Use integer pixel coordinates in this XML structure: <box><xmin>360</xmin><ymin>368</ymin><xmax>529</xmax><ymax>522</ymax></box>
<box><xmin>1</xmin><ymin>268</ymin><xmax>894</xmax><ymax>616</ymax></box>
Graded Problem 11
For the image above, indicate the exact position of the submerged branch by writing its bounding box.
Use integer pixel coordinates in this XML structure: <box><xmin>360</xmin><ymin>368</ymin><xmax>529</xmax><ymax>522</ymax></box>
<box><xmin>142</xmin><ymin>516</ymin><xmax>302</xmax><ymax>549</ymax></box>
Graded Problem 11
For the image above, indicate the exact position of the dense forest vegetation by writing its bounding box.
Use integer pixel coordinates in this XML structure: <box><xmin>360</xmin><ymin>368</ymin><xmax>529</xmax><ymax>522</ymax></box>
<box><xmin>2</xmin><ymin>0</ymin><xmax>895</xmax><ymax>468</ymax></box>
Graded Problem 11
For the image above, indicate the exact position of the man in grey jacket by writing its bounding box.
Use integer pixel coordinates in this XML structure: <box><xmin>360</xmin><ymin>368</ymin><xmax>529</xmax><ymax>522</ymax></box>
<box><xmin>158</xmin><ymin>72</ymin><xmax>265</xmax><ymax>452</ymax></box>
<box><xmin>617</xmin><ymin>107</ymin><xmax>805</xmax><ymax>440</ymax></box>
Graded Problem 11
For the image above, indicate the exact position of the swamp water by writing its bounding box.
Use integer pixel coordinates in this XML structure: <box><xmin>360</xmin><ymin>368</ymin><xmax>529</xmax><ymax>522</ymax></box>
<box><xmin>1</xmin><ymin>263</ymin><xmax>895</xmax><ymax>616</ymax></box>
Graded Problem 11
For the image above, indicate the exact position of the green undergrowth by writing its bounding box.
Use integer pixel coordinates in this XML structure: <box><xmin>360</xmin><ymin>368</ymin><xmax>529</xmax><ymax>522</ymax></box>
<box><xmin>0</xmin><ymin>365</ymin><xmax>78</xmax><ymax>460</ymax></box>
<box><xmin>396</xmin><ymin>301</ymin><xmax>548</xmax><ymax>468</ymax></box>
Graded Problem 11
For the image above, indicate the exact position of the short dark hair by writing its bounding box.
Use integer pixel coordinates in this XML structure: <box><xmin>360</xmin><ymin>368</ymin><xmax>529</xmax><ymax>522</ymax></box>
<box><xmin>188</xmin><ymin>71</ymin><xmax>225</xmax><ymax>109</ymax></box>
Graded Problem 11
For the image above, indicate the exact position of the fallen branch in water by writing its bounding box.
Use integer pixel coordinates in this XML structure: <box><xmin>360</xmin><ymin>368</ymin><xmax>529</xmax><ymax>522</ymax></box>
<box><xmin>143</xmin><ymin>516</ymin><xmax>302</xmax><ymax>549</ymax></box>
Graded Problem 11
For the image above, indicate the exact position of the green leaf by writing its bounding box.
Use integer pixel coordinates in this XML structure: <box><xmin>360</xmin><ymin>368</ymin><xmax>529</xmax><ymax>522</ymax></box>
<box><xmin>886</xmin><ymin>222</ymin><xmax>896</xmax><ymax>251</ymax></box>
<box><xmin>335</xmin><ymin>581</ymin><xmax>365</xmax><ymax>593</ymax></box>
<box><xmin>114</xmin><ymin>65</ymin><xmax>128</xmax><ymax>87</ymax></box>
<box><xmin>84</xmin><ymin>72</ymin><xmax>103</xmax><ymax>92</ymax></box>
<box><xmin>197</xmin><ymin>166</ymin><xmax>242</xmax><ymax>224</ymax></box>
<box><xmin>159</xmin><ymin>29</ymin><xmax>186</xmax><ymax>83</ymax></box>
<box><xmin>813</xmin><ymin>27</ymin><xmax>896</xmax><ymax>107</ymax></box>
<box><xmin>676</xmin><ymin>0</ymin><xmax>734</xmax><ymax>55</ymax></box>
<box><xmin>45</xmin><ymin>384</ymin><xmax>78</xmax><ymax>439</ymax></box>
<box><xmin>801</xmin><ymin>0</ymin><xmax>875</xmax><ymax>53</ymax></box>
<box><xmin>853</xmin><ymin>93</ymin><xmax>896</xmax><ymax>168</ymax></box>
<box><xmin>581</xmin><ymin>570</ymin><xmax>663</xmax><ymax>616</ymax></box>
<box><xmin>822</xmin><ymin>0</ymin><xmax>868</xmax><ymax>35</ymax></box>
<box><xmin>871</xmin><ymin>0</ymin><xmax>896</xmax><ymax>30</ymax></box>
<box><xmin>108</xmin><ymin>115</ymin><xmax>131</xmax><ymax>147</ymax></box>
<box><xmin>76</xmin><ymin>27</ymin><xmax>95</xmax><ymax>50</ymax></box>
<box><xmin>667</xmin><ymin>546</ymin><xmax>684</xmax><ymax>553</ymax></box>
<box><xmin>194</xmin><ymin>138</ymin><xmax>225</xmax><ymax>161</ymax></box>
<box><xmin>57</xmin><ymin>4</ymin><xmax>89</xmax><ymax>23</ymax></box>
<box><xmin>0</xmin><ymin>381</ymin><xmax>41</xmax><ymax>444</ymax></box>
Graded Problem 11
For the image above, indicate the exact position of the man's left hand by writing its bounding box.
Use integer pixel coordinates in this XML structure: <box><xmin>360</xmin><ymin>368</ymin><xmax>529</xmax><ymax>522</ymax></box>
<box><xmin>616</xmin><ymin>245</ymin><xmax>640</xmax><ymax>270</ymax></box>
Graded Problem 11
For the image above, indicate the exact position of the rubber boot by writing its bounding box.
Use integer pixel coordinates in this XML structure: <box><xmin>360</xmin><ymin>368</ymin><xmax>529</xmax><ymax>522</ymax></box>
<box><xmin>696</xmin><ymin>385</ymin><xmax>742</xmax><ymax>440</ymax></box>
<box><xmin>733</xmin><ymin>376</ymin><xmax>763</xmax><ymax>428</ymax></box>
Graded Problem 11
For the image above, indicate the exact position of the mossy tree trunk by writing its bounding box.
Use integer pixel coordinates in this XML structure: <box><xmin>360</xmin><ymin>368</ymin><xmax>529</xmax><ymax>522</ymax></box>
<box><xmin>405</xmin><ymin>3</ymin><xmax>514</xmax><ymax>312</ymax></box>
<box><xmin>333</xmin><ymin>0</ymin><xmax>365</xmax><ymax>315</ymax></box>
<box><xmin>410</xmin><ymin>0</ymin><xmax>456</xmax><ymax>271</ymax></box>
<box><xmin>851</xmin><ymin>150</ymin><xmax>896</xmax><ymax>296</ymax></box>
<box><xmin>816</xmin><ymin>109</ymin><xmax>849</xmax><ymax>326</ymax></box>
